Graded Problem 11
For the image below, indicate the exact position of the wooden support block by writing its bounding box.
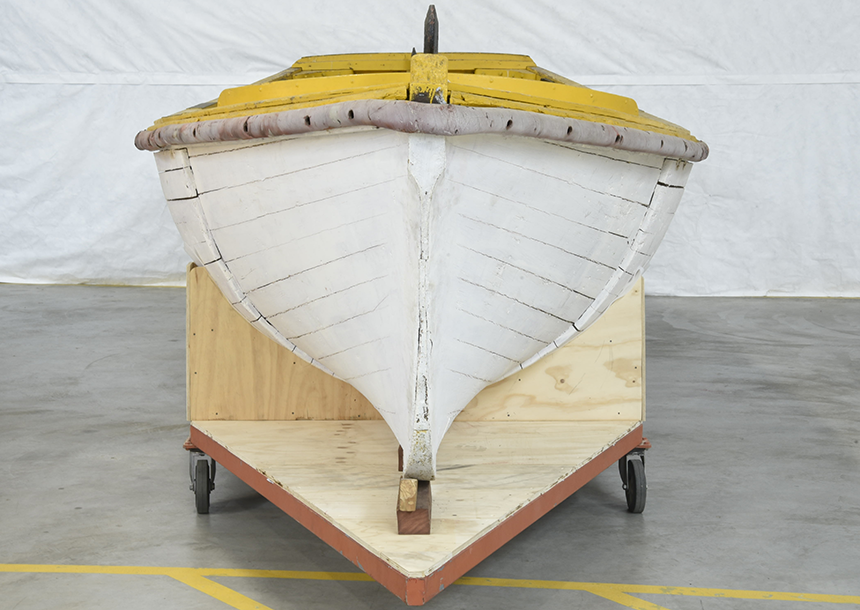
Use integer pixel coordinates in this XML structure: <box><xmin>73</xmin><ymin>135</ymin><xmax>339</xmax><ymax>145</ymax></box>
<box><xmin>398</xmin><ymin>478</ymin><xmax>418</xmax><ymax>512</ymax></box>
<box><xmin>397</xmin><ymin>480</ymin><xmax>432</xmax><ymax>535</ymax></box>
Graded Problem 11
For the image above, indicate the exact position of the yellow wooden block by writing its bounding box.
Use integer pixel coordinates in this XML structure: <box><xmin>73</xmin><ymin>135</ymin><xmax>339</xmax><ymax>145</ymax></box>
<box><xmin>398</xmin><ymin>479</ymin><xmax>418</xmax><ymax>512</ymax></box>
<box><xmin>409</xmin><ymin>53</ymin><xmax>448</xmax><ymax>103</ymax></box>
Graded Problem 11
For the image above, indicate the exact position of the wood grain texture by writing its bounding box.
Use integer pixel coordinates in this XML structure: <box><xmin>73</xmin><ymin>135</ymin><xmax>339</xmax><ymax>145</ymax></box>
<box><xmin>398</xmin><ymin>479</ymin><xmax>418</xmax><ymax>512</ymax></box>
<box><xmin>397</xmin><ymin>480</ymin><xmax>431</xmax><ymax>535</ymax></box>
<box><xmin>186</xmin><ymin>263</ymin><xmax>379</xmax><ymax>421</ymax></box>
<box><xmin>458</xmin><ymin>277</ymin><xmax>644</xmax><ymax>421</ymax></box>
<box><xmin>192</xmin><ymin>419</ymin><xmax>641</xmax><ymax>575</ymax></box>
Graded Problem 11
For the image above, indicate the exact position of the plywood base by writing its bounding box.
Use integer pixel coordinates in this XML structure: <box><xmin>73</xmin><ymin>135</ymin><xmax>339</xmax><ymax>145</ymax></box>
<box><xmin>190</xmin><ymin>419</ymin><xmax>643</xmax><ymax>605</ymax></box>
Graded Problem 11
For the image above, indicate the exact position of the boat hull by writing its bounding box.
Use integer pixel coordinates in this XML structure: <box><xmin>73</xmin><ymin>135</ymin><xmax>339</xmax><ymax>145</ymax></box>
<box><xmin>156</xmin><ymin>126</ymin><xmax>690</xmax><ymax>479</ymax></box>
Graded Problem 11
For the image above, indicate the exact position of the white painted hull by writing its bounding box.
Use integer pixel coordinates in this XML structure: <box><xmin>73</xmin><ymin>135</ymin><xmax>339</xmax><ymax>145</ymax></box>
<box><xmin>156</xmin><ymin>126</ymin><xmax>690</xmax><ymax>479</ymax></box>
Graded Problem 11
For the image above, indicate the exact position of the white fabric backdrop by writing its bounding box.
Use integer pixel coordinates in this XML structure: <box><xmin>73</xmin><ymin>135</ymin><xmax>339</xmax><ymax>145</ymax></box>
<box><xmin>2</xmin><ymin>0</ymin><xmax>859</xmax><ymax>295</ymax></box>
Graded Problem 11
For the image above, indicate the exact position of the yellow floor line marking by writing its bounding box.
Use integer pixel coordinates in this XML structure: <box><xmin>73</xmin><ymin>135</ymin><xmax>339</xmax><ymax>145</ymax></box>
<box><xmin>456</xmin><ymin>578</ymin><xmax>672</xmax><ymax>609</ymax></box>
<box><xmin>452</xmin><ymin>576</ymin><xmax>860</xmax><ymax>605</ymax></box>
<box><xmin>168</xmin><ymin>569</ymin><xmax>274</xmax><ymax>610</ymax></box>
<box><xmin>2</xmin><ymin>564</ymin><xmax>860</xmax><ymax>607</ymax></box>
<box><xmin>0</xmin><ymin>565</ymin><xmax>272</xmax><ymax>610</ymax></box>
<box><xmin>614</xmin><ymin>583</ymin><xmax>860</xmax><ymax>604</ymax></box>
<box><xmin>0</xmin><ymin>564</ymin><xmax>168</xmax><ymax>575</ymax></box>
<box><xmin>585</xmin><ymin>586</ymin><xmax>673</xmax><ymax>610</ymax></box>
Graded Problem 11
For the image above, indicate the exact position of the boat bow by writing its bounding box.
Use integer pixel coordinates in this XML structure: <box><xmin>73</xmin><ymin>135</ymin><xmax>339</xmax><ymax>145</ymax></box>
<box><xmin>137</xmin><ymin>49</ymin><xmax>707</xmax><ymax>482</ymax></box>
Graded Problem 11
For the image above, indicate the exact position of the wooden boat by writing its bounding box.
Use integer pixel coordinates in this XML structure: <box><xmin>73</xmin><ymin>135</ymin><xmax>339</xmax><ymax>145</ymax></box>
<box><xmin>135</xmin><ymin>24</ymin><xmax>707</xmax><ymax>485</ymax></box>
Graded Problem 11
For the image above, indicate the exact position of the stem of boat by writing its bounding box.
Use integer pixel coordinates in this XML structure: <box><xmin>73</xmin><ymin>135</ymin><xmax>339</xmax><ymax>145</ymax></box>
<box><xmin>404</xmin><ymin>133</ymin><xmax>447</xmax><ymax>480</ymax></box>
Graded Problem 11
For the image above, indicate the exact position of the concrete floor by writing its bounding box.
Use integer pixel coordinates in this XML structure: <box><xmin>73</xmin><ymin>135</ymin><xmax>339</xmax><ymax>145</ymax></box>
<box><xmin>1</xmin><ymin>283</ymin><xmax>859</xmax><ymax>609</ymax></box>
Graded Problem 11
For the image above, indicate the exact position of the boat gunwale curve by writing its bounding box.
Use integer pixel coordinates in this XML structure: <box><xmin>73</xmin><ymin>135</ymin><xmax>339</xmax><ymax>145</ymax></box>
<box><xmin>134</xmin><ymin>99</ymin><xmax>709</xmax><ymax>162</ymax></box>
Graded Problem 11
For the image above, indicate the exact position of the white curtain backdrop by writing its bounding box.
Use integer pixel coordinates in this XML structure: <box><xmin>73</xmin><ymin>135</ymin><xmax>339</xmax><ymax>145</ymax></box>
<box><xmin>2</xmin><ymin>1</ymin><xmax>859</xmax><ymax>295</ymax></box>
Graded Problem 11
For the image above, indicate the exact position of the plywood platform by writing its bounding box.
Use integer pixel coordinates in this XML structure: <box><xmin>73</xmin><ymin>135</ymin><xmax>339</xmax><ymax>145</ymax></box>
<box><xmin>185</xmin><ymin>264</ymin><xmax>646</xmax><ymax>604</ymax></box>
<box><xmin>191</xmin><ymin>420</ymin><xmax>643</xmax><ymax>603</ymax></box>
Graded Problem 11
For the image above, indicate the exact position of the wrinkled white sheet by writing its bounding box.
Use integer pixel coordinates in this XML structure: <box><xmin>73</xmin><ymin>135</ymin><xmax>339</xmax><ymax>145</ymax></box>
<box><xmin>2</xmin><ymin>0</ymin><xmax>859</xmax><ymax>295</ymax></box>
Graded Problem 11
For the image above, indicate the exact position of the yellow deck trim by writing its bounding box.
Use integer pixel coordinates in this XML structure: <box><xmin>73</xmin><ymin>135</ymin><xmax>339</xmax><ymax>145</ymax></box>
<box><xmin>3</xmin><ymin>564</ymin><xmax>858</xmax><ymax>609</ymax></box>
<box><xmin>145</xmin><ymin>52</ymin><xmax>698</xmax><ymax>142</ymax></box>
<box><xmin>447</xmin><ymin>71</ymin><xmax>638</xmax><ymax>115</ymax></box>
<box><xmin>216</xmin><ymin>72</ymin><xmax>409</xmax><ymax>108</ymax></box>
<box><xmin>291</xmin><ymin>52</ymin><xmax>536</xmax><ymax>73</ymax></box>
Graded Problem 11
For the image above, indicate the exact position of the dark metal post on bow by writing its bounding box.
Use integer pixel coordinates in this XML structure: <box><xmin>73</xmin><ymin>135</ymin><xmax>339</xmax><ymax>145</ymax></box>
<box><xmin>424</xmin><ymin>5</ymin><xmax>438</xmax><ymax>54</ymax></box>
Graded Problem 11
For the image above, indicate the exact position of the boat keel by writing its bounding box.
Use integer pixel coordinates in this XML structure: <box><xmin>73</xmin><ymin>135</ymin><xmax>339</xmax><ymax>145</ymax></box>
<box><xmin>403</xmin><ymin>428</ymin><xmax>435</xmax><ymax>481</ymax></box>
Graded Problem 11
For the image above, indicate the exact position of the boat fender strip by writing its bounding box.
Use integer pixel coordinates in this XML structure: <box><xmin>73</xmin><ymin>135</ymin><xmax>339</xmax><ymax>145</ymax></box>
<box><xmin>135</xmin><ymin>99</ymin><xmax>708</xmax><ymax>162</ymax></box>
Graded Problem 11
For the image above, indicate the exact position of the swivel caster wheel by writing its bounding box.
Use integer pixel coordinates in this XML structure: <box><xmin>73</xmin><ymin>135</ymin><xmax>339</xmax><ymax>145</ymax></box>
<box><xmin>620</xmin><ymin>455</ymin><xmax>646</xmax><ymax>513</ymax></box>
<box><xmin>190</xmin><ymin>451</ymin><xmax>216</xmax><ymax>514</ymax></box>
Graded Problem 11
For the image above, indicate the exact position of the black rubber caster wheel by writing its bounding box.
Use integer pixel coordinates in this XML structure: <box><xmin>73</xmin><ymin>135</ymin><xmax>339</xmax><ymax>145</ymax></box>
<box><xmin>624</xmin><ymin>457</ymin><xmax>647</xmax><ymax>514</ymax></box>
<box><xmin>195</xmin><ymin>458</ymin><xmax>210</xmax><ymax>514</ymax></box>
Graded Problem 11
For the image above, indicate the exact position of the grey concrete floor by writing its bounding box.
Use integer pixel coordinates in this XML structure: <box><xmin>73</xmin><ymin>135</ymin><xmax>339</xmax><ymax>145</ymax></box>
<box><xmin>1</xmin><ymin>284</ymin><xmax>859</xmax><ymax>610</ymax></box>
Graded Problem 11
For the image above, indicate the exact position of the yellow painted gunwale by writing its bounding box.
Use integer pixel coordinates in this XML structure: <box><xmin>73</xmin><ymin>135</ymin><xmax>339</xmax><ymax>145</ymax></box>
<box><xmin>149</xmin><ymin>52</ymin><xmax>698</xmax><ymax>142</ymax></box>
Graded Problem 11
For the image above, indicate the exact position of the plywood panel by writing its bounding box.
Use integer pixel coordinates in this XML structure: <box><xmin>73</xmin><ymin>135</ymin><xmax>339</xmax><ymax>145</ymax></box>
<box><xmin>458</xmin><ymin>277</ymin><xmax>644</xmax><ymax>422</ymax></box>
<box><xmin>186</xmin><ymin>264</ymin><xmax>380</xmax><ymax>421</ymax></box>
<box><xmin>192</xmin><ymin>419</ymin><xmax>641</xmax><ymax>576</ymax></box>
